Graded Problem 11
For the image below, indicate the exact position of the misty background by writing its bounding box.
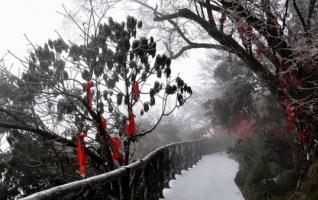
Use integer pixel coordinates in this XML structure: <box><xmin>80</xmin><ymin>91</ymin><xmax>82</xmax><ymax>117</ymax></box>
<box><xmin>0</xmin><ymin>0</ymin><xmax>225</xmax><ymax>155</ymax></box>
<box><xmin>2</xmin><ymin>0</ymin><xmax>311</xmax><ymax>199</ymax></box>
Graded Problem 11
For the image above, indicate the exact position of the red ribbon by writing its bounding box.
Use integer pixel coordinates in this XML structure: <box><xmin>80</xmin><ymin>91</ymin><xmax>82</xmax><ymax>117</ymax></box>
<box><xmin>77</xmin><ymin>131</ymin><xmax>87</xmax><ymax>177</ymax></box>
<box><xmin>256</xmin><ymin>47</ymin><xmax>262</xmax><ymax>59</ymax></box>
<box><xmin>285</xmin><ymin>100</ymin><xmax>296</xmax><ymax>131</ymax></box>
<box><xmin>279</xmin><ymin>71</ymin><xmax>300</xmax><ymax>89</ymax></box>
<box><xmin>228</xmin><ymin>49</ymin><xmax>233</xmax><ymax>63</ymax></box>
<box><xmin>219</xmin><ymin>12</ymin><xmax>226</xmax><ymax>23</ymax></box>
<box><xmin>273</xmin><ymin>16</ymin><xmax>280</xmax><ymax>33</ymax></box>
<box><xmin>299</xmin><ymin>131</ymin><xmax>306</xmax><ymax>143</ymax></box>
<box><xmin>237</xmin><ymin>26</ymin><xmax>247</xmax><ymax>37</ymax></box>
<box><xmin>132</xmin><ymin>81</ymin><xmax>140</xmax><ymax>101</ymax></box>
<box><xmin>86</xmin><ymin>80</ymin><xmax>94</xmax><ymax>108</ymax></box>
<box><xmin>101</xmin><ymin>115</ymin><xmax>107</xmax><ymax>130</ymax></box>
<box><xmin>125</xmin><ymin>111</ymin><xmax>136</xmax><ymax>136</ymax></box>
<box><xmin>287</xmin><ymin>71</ymin><xmax>300</xmax><ymax>87</ymax></box>
<box><xmin>111</xmin><ymin>136</ymin><xmax>123</xmax><ymax>162</ymax></box>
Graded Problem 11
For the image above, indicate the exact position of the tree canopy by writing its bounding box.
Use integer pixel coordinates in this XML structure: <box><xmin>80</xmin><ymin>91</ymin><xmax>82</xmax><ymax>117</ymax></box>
<box><xmin>0</xmin><ymin>4</ymin><xmax>192</xmax><ymax>198</ymax></box>
<box><xmin>131</xmin><ymin>0</ymin><xmax>318</xmax><ymax>191</ymax></box>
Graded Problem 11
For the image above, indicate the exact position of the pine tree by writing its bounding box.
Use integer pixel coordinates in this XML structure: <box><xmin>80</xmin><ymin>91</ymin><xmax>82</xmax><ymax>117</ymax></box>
<box><xmin>0</xmin><ymin>13</ymin><xmax>191</xmax><ymax>199</ymax></box>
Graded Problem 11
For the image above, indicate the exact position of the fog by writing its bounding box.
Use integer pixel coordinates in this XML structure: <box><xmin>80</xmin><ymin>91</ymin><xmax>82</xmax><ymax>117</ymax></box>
<box><xmin>2</xmin><ymin>0</ymin><xmax>313</xmax><ymax>199</ymax></box>
<box><xmin>0</xmin><ymin>0</ymin><xmax>218</xmax><ymax>151</ymax></box>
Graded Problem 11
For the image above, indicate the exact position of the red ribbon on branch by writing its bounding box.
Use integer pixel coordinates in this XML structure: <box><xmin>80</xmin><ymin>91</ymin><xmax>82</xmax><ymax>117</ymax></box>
<box><xmin>101</xmin><ymin>115</ymin><xmax>107</xmax><ymax>130</ymax></box>
<box><xmin>237</xmin><ymin>26</ymin><xmax>247</xmax><ymax>37</ymax></box>
<box><xmin>284</xmin><ymin>100</ymin><xmax>296</xmax><ymax>131</ymax></box>
<box><xmin>228</xmin><ymin>49</ymin><xmax>233</xmax><ymax>63</ymax></box>
<box><xmin>246</xmin><ymin>26</ymin><xmax>255</xmax><ymax>38</ymax></box>
<box><xmin>111</xmin><ymin>136</ymin><xmax>123</xmax><ymax>163</ymax></box>
<box><xmin>77</xmin><ymin>131</ymin><xmax>87</xmax><ymax>177</ymax></box>
<box><xmin>125</xmin><ymin>110</ymin><xmax>137</xmax><ymax>136</ymax></box>
<box><xmin>256</xmin><ymin>47</ymin><xmax>262</xmax><ymax>59</ymax></box>
<box><xmin>279</xmin><ymin>70</ymin><xmax>300</xmax><ymax>89</ymax></box>
<box><xmin>132</xmin><ymin>81</ymin><xmax>140</xmax><ymax>101</ymax></box>
<box><xmin>299</xmin><ymin>131</ymin><xmax>307</xmax><ymax>143</ymax></box>
<box><xmin>273</xmin><ymin>16</ymin><xmax>280</xmax><ymax>34</ymax></box>
<box><xmin>219</xmin><ymin>12</ymin><xmax>227</xmax><ymax>23</ymax></box>
<box><xmin>86</xmin><ymin>80</ymin><xmax>94</xmax><ymax>108</ymax></box>
<box><xmin>287</xmin><ymin>71</ymin><xmax>300</xmax><ymax>87</ymax></box>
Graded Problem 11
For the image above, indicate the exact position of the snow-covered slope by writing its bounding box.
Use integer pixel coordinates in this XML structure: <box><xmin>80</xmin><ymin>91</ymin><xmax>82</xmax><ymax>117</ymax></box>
<box><xmin>161</xmin><ymin>152</ymin><xmax>244</xmax><ymax>200</ymax></box>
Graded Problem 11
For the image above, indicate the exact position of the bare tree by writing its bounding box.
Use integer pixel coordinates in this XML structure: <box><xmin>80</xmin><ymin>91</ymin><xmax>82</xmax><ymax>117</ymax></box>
<box><xmin>129</xmin><ymin>0</ymin><xmax>318</xmax><ymax>190</ymax></box>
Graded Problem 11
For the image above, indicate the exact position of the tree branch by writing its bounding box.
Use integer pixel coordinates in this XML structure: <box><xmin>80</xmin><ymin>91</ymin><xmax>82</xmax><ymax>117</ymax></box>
<box><xmin>221</xmin><ymin>1</ymin><xmax>293</xmax><ymax>60</ymax></box>
<box><xmin>134</xmin><ymin>0</ymin><xmax>224</xmax><ymax>59</ymax></box>
<box><xmin>0</xmin><ymin>122</ymin><xmax>105</xmax><ymax>166</ymax></box>
<box><xmin>0</xmin><ymin>108</ymin><xmax>27</xmax><ymax>125</ymax></box>
<box><xmin>292</xmin><ymin>0</ymin><xmax>307</xmax><ymax>32</ymax></box>
<box><xmin>205</xmin><ymin>0</ymin><xmax>216</xmax><ymax>26</ymax></box>
<box><xmin>197</xmin><ymin>1</ymin><xmax>222</xmax><ymax>12</ymax></box>
<box><xmin>306</xmin><ymin>0</ymin><xmax>317</xmax><ymax>31</ymax></box>
<box><xmin>153</xmin><ymin>8</ymin><xmax>280</xmax><ymax>92</ymax></box>
<box><xmin>171</xmin><ymin>43</ymin><xmax>226</xmax><ymax>59</ymax></box>
<box><xmin>282</xmin><ymin>0</ymin><xmax>290</xmax><ymax>31</ymax></box>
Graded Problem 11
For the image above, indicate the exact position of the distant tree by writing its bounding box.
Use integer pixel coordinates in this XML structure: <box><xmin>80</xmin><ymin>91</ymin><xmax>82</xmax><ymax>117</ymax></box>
<box><xmin>201</xmin><ymin>55</ymin><xmax>299</xmax><ymax>198</ymax></box>
<box><xmin>202</xmin><ymin>54</ymin><xmax>296</xmax><ymax>140</ymax></box>
<box><xmin>0</xmin><ymin>2</ymin><xmax>191</xmax><ymax>198</ymax></box>
<box><xmin>202</xmin><ymin>56</ymin><xmax>258</xmax><ymax>135</ymax></box>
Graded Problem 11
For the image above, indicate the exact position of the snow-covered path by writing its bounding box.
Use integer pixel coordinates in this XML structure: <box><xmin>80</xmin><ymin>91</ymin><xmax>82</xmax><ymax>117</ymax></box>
<box><xmin>161</xmin><ymin>152</ymin><xmax>244</xmax><ymax>200</ymax></box>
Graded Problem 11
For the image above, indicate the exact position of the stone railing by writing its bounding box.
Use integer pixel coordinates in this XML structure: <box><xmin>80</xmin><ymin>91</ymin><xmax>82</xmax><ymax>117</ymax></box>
<box><xmin>21</xmin><ymin>138</ymin><xmax>220</xmax><ymax>200</ymax></box>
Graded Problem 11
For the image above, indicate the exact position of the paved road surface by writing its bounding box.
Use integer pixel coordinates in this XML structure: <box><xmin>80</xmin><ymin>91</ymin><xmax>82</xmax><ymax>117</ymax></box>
<box><xmin>161</xmin><ymin>152</ymin><xmax>244</xmax><ymax>200</ymax></box>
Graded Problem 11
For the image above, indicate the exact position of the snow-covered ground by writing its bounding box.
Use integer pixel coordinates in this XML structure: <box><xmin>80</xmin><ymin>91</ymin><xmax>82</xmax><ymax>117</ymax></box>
<box><xmin>161</xmin><ymin>152</ymin><xmax>244</xmax><ymax>200</ymax></box>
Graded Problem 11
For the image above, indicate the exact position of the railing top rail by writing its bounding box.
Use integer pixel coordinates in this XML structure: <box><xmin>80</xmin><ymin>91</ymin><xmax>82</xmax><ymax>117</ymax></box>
<box><xmin>21</xmin><ymin>167</ymin><xmax>127</xmax><ymax>200</ymax></box>
<box><xmin>20</xmin><ymin>138</ymin><xmax>210</xmax><ymax>200</ymax></box>
<box><xmin>141</xmin><ymin>138</ymin><xmax>203</xmax><ymax>162</ymax></box>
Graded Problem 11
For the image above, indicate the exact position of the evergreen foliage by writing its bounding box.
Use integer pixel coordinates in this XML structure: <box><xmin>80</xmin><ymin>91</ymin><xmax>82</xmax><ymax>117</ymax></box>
<box><xmin>0</xmin><ymin>14</ymin><xmax>191</xmax><ymax>199</ymax></box>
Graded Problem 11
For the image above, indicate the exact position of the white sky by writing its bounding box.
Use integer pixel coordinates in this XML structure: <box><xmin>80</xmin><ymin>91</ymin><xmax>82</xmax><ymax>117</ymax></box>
<box><xmin>0</xmin><ymin>0</ymin><xmax>69</xmax><ymax>60</ymax></box>
<box><xmin>0</xmin><ymin>0</ymin><xmax>208</xmax><ymax>149</ymax></box>
<box><xmin>0</xmin><ymin>1</ymin><xmax>217</xmax><ymax>156</ymax></box>
<box><xmin>0</xmin><ymin>0</ymin><xmax>204</xmax><ymax>87</ymax></box>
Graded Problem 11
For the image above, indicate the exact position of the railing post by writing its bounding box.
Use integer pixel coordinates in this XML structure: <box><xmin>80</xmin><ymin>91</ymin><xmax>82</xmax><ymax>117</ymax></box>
<box><xmin>183</xmin><ymin>143</ymin><xmax>188</xmax><ymax>169</ymax></box>
<box><xmin>196</xmin><ymin>142</ymin><xmax>200</xmax><ymax>161</ymax></box>
<box><xmin>190</xmin><ymin>143</ymin><xmax>194</xmax><ymax>166</ymax></box>
<box><xmin>121</xmin><ymin>168</ymin><xmax>130</xmax><ymax>200</ymax></box>
<box><xmin>130</xmin><ymin>166</ymin><xmax>145</xmax><ymax>200</ymax></box>
<box><xmin>143</xmin><ymin>160</ymin><xmax>151</xmax><ymax>199</ymax></box>
<box><xmin>163</xmin><ymin>148</ymin><xmax>170</xmax><ymax>188</ymax></box>
<box><xmin>186</xmin><ymin>143</ymin><xmax>191</xmax><ymax>168</ymax></box>
<box><xmin>170</xmin><ymin>145</ymin><xmax>176</xmax><ymax>180</ymax></box>
<box><xmin>144</xmin><ymin>158</ymin><xmax>160</xmax><ymax>200</ymax></box>
<box><xmin>102</xmin><ymin>181</ymin><xmax>120</xmax><ymax>200</ymax></box>
<box><xmin>175</xmin><ymin>144</ymin><xmax>182</xmax><ymax>175</ymax></box>
<box><xmin>153</xmin><ymin>156</ymin><xmax>161</xmax><ymax>199</ymax></box>
<box><xmin>157</xmin><ymin>150</ymin><xmax>165</xmax><ymax>198</ymax></box>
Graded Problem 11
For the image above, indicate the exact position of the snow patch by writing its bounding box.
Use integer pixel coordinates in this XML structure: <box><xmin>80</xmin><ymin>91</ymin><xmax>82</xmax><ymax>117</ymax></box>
<box><xmin>161</xmin><ymin>152</ymin><xmax>244</xmax><ymax>200</ymax></box>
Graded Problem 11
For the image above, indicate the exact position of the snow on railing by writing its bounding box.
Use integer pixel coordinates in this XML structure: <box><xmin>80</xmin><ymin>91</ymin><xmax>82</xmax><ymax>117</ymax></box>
<box><xmin>20</xmin><ymin>138</ymin><xmax>220</xmax><ymax>200</ymax></box>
